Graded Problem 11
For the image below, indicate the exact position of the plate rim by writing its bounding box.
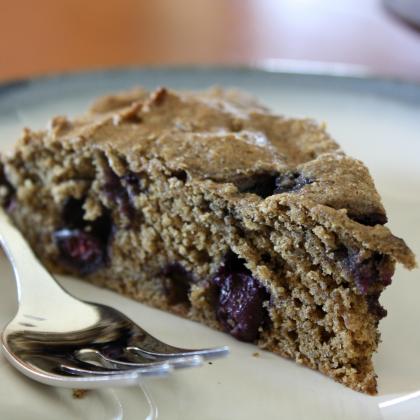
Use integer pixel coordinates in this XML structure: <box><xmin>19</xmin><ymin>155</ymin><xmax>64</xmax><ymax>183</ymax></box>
<box><xmin>0</xmin><ymin>63</ymin><xmax>420</xmax><ymax>419</ymax></box>
<box><xmin>1</xmin><ymin>64</ymin><xmax>420</xmax><ymax>102</ymax></box>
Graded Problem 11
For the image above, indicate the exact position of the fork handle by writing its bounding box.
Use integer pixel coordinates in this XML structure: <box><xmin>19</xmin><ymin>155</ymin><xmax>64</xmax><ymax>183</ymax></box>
<box><xmin>0</xmin><ymin>208</ymin><xmax>65</xmax><ymax>304</ymax></box>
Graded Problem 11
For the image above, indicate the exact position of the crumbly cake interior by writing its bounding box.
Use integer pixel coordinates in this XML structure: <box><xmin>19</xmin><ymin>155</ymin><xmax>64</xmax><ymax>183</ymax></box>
<box><xmin>0</xmin><ymin>87</ymin><xmax>415</xmax><ymax>395</ymax></box>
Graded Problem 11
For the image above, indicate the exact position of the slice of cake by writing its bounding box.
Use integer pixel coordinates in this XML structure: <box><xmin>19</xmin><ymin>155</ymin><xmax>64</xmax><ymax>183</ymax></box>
<box><xmin>0</xmin><ymin>86</ymin><xmax>415</xmax><ymax>394</ymax></box>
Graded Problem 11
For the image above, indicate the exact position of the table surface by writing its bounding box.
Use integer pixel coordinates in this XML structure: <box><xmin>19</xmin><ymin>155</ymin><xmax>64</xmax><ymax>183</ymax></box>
<box><xmin>1</xmin><ymin>0</ymin><xmax>420</xmax><ymax>82</ymax></box>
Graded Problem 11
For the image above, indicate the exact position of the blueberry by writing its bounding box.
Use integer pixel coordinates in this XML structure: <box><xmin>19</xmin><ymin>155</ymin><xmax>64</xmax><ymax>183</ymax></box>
<box><xmin>233</xmin><ymin>171</ymin><xmax>313</xmax><ymax>199</ymax></box>
<box><xmin>347</xmin><ymin>212</ymin><xmax>388</xmax><ymax>226</ymax></box>
<box><xmin>62</xmin><ymin>197</ymin><xmax>86</xmax><ymax>228</ymax></box>
<box><xmin>234</xmin><ymin>173</ymin><xmax>278</xmax><ymax>198</ymax></box>
<box><xmin>334</xmin><ymin>247</ymin><xmax>394</xmax><ymax>295</ymax></box>
<box><xmin>211</xmin><ymin>253</ymin><xmax>269</xmax><ymax>342</ymax></box>
<box><xmin>273</xmin><ymin>172</ymin><xmax>313</xmax><ymax>194</ymax></box>
<box><xmin>366</xmin><ymin>293</ymin><xmax>387</xmax><ymax>320</ymax></box>
<box><xmin>162</xmin><ymin>263</ymin><xmax>194</xmax><ymax>305</ymax></box>
<box><xmin>56</xmin><ymin>198</ymin><xmax>112</xmax><ymax>274</ymax></box>
<box><xmin>342</xmin><ymin>250</ymin><xmax>394</xmax><ymax>294</ymax></box>
<box><xmin>103</xmin><ymin>167</ymin><xmax>132</xmax><ymax>218</ymax></box>
<box><xmin>170</xmin><ymin>170</ymin><xmax>188</xmax><ymax>183</ymax></box>
<box><xmin>54</xmin><ymin>229</ymin><xmax>106</xmax><ymax>274</ymax></box>
<box><xmin>122</xmin><ymin>171</ymin><xmax>144</xmax><ymax>198</ymax></box>
<box><xmin>0</xmin><ymin>166</ymin><xmax>16</xmax><ymax>211</ymax></box>
<box><xmin>103</xmin><ymin>166</ymin><xmax>144</xmax><ymax>220</ymax></box>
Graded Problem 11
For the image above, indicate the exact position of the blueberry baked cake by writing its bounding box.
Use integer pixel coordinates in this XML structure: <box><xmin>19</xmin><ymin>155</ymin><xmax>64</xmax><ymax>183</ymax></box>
<box><xmin>0</xmin><ymin>87</ymin><xmax>415</xmax><ymax>394</ymax></box>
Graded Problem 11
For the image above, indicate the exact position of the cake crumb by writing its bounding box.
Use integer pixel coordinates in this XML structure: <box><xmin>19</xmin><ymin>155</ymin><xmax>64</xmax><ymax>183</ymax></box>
<box><xmin>252</xmin><ymin>352</ymin><xmax>260</xmax><ymax>357</ymax></box>
<box><xmin>72</xmin><ymin>389</ymin><xmax>89</xmax><ymax>399</ymax></box>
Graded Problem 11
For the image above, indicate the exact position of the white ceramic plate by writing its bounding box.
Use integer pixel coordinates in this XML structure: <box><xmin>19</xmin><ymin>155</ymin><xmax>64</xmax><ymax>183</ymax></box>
<box><xmin>0</xmin><ymin>68</ymin><xmax>419</xmax><ymax>420</ymax></box>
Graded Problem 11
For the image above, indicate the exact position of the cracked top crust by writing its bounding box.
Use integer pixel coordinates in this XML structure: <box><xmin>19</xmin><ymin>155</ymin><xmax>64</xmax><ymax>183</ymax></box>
<box><xmin>10</xmin><ymin>86</ymin><xmax>417</xmax><ymax>269</ymax></box>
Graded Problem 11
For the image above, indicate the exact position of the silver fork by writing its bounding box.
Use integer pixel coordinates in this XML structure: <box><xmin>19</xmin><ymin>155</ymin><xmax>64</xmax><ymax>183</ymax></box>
<box><xmin>0</xmin><ymin>209</ymin><xmax>229</xmax><ymax>388</ymax></box>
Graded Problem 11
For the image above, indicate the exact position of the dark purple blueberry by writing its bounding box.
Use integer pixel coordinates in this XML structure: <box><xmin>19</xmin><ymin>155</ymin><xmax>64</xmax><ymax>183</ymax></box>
<box><xmin>273</xmin><ymin>172</ymin><xmax>313</xmax><ymax>194</ymax></box>
<box><xmin>162</xmin><ymin>263</ymin><xmax>194</xmax><ymax>305</ymax></box>
<box><xmin>170</xmin><ymin>170</ymin><xmax>188</xmax><ymax>183</ymax></box>
<box><xmin>366</xmin><ymin>293</ymin><xmax>387</xmax><ymax>320</ymax></box>
<box><xmin>103</xmin><ymin>166</ymin><xmax>144</xmax><ymax>220</ymax></box>
<box><xmin>121</xmin><ymin>172</ymin><xmax>144</xmax><ymax>198</ymax></box>
<box><xmin>341</xmin><ymin>249</ymin><xmax>394</xmax><ymax>294</ymax></box>
<box><xmin>233</xmin><ymin>171</ymin><xmax>313</xmax><ymax>199</ymax></box>
<box><xmin>0</xmin><ymin>165</ymin><xmax>16</xmax><ymax>211</ymax></box>
<box><xmin>62</xmin><ymin>197</ymin><xmax>86</xmax><ymax>228</ymax></box>
<box><xmin>211</xmin><ymin>253</ymin><xmax>269</xmax><ymax>342</ymax></box>
<box><xmin>102</xmin><ymin>166</ymin><xmax>122</xmax><ymax>199</ymax></box>
<box><xmin>234</xmin><ymin>173</ymin><xmax>278</xmax><ymax>198</ymax></box>
<box><xmin>5</xmin><ymin>197</ymin><xmax>17</xmax><ymax>212</ymax></box>
<box><xmin>103</xmin><ymin>169</ymin><xmax>133</xmax><ymax>219</ymax></box>
<box><xmin>61</xmin><ymin>197</ymin><xmax>112</xmax><ymax>240</ymax></box>
<box><xmin>56</xmin><ymin>198</ymin><xmax>112</xmax><ymax>274</ymax></box>
<box><xmin>261</xmin><ymin>253</ymin><xmax>272</xmax><ymax>263</ymax></box>
<box><xmin>90</xmin><ymin>211</ymin><xmax>113</xmax><ymax>243</ymax></box>
<box><xmin>54</xmin><ymin>229</ymin><xmax>106</xmax><ymax>274</ymax></box>
<box><xmin>348</xmin><ymin>212</ymin><xmax>388</xmax><ymax>226</ymax></box>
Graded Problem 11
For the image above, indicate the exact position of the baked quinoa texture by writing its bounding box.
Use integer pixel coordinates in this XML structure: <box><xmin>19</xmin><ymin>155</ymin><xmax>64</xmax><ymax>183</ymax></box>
<box><xmin>0</xmin><ymin>86</ymin><xmax>415</xmax><ymax>394</ymax></box>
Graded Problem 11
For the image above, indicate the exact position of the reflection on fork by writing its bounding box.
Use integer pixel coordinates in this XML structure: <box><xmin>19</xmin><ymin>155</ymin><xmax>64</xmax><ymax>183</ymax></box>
<box><xmin>0</xmin><ymin>208</ymin><xmax>229</xmax><ymax>388</ymax></box>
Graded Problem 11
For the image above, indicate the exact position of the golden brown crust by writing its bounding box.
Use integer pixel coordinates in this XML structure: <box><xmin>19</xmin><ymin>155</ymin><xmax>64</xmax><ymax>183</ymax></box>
<box><xmin>11</xmin><ymin>86</ymin><xmax>413</xmax><ymax>266</ymax></box>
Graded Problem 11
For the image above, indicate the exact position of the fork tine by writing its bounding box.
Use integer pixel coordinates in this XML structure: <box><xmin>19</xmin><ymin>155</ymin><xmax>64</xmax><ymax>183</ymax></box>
<box><xmin>130</xmin><ymin>325</ymin><xmax>229</xmax><ymax>360</ymax></box>
<box><xmin>59</xmin><ymin>364</ymin><xmax>171</xmax><ymax>377</ymax></box>
<box><xmin>25</xmin><ymin>351</ymin><xmax>173</xmax><ymax>377</ymax></box>
<box><xmin>127</xmin><ymin>344</ymin><xmax>230</xmax><ymax>361</ymax></box>
<box><xmin>60</xmin><ymin>354</ymin><xmax>173</xmax><ymax>378</ymax></box>
<box><xmin>124</xmin><ymin>347</ymin><xmax>204</xmax><ymax>369</ymax></box>
<box><xmin>75</xmin><ymin>348</ymin><xmax>168</xmax><ymax>369</ymax></box>
<box><xmin>76</xmin><ymin>348</ymin><xmax>203</xmax><ymax>370</ymax></box>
